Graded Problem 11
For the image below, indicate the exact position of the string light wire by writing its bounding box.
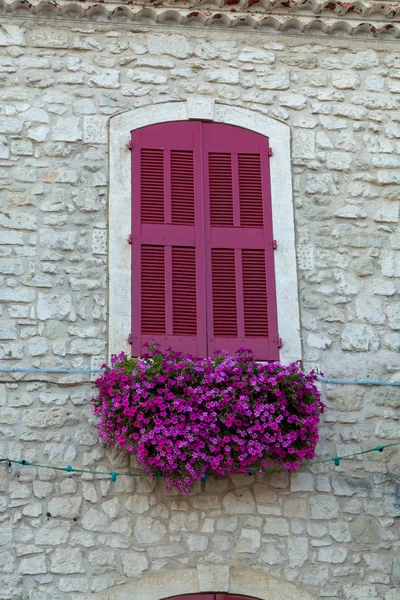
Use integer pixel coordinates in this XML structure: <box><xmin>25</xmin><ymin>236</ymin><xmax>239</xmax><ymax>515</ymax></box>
<box><xmin>0</xmin><ymin>368</ymin><xmax>398</xmax><ymax>482</ymax></box>
<box><xmin>1</xmin><ymin>367</ymin><xmax>400</xmax><ymax>388</ymax></box>
<box><xmin>1</xmin><ymin>442</ymin><xmax>398</xmax><ymax>483</ymax></box>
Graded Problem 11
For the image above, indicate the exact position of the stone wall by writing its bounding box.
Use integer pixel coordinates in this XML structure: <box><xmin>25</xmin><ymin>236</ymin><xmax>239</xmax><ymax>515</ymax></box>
<box><xmin>0</xmin><ymin>18</ymin><xmax>399</xmax><ymax>600</ymax></box>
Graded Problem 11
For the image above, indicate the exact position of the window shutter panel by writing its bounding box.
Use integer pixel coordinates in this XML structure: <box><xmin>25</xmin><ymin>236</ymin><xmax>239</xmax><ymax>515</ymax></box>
<box><xmin>203</xmin><ymin>123</ymin><xmax>279</xmax><ymax>360</ymax></box>
<box><xmin>130</xmin><ymin>122</ymin><xmax>207</xmax><ymax>357</ymax></box>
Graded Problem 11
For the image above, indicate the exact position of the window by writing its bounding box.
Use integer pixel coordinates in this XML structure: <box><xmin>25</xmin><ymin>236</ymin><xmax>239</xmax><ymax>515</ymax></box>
<box><xmin>108</xmin><ymin>99</ymin><xmax>301</xmax><ymax>365</ymax></box>
<box><xmin>129</xmin><ymin>121</ymin><xmax>279</xmax><ymax>360</ymax></box>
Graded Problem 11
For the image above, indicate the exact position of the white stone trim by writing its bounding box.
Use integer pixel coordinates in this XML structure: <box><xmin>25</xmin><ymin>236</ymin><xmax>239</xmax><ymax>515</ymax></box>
<box><xmin>94</xmin><ymin>566</ymin><xmax>316</xmax><ymax>600</ymax></box>
<box><xmin>109</xmin><ymin>98</ymin><xmax>301</xmax><ymax>364</ymax></box>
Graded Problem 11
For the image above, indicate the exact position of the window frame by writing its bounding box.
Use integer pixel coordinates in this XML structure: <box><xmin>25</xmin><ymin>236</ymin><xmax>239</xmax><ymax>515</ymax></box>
<box><xmin>109</xmin><ymin>98</ymin><xmax>302</xmax><ymax>364</ymax></box>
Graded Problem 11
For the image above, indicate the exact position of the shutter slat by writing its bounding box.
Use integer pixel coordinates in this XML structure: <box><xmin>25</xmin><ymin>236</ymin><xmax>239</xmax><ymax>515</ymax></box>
<box><xmin>243</xmin><ymin>249</ymin><xmax>269</xmax><ymax>337</ymax></box>
<box><xmin>239</xmin><ymin>153</ymin><xmax>264</xmax><ymax>227</ymax></box>
<box><xmin>171</xmin><ymin>150</ymin><xmax>195</xmax><ymax>225</ymax></box>
<box><xmin>141</xmin><ymin>149</ymin><xmax>164</xmax><ymax>224</ymax></box>
<box><xmin>211</xmin><ymin>249</ymin><xmax>238</xmax><ymax>337</ymax></box>
<box><xmin>141</xmin><ymin>245</ymin><xmax>166</xmax><ymax>334</ymax></box>
<box><xmin>209</xmin><ymin>153</ymin><xmax>234</xmax><ymax>227</ymax></box>
<box><xmin>172</xmin><ymin>247</ymin><xmax>197</xmax><ymax>335</ymax></box>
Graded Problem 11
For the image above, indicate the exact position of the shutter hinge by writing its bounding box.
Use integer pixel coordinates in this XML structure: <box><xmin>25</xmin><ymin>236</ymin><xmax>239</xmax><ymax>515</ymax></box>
<box><xmin>128</xmin><ymin>333</ymin><xmax>133</xmax><ymax>344</ymax></box>
<box><xmin>272</xmin><ymin>240</ymin><xmax>277</xmax><ymax>250</ymax></box>
<box><xmin>268</xmin><ymin>147</ymin><xmax>273</xmax><ymax>157</ymax></box>
<box><xmin>127</xmin><ymin>234</ymin><xmax>133</xmax><ymax>244</ymax></box>
<box><xmin>128</xmin><ymin>139</ymin><xmax>133</xmax><ymax>151</ymax></box>
<box><xmin>277</xmin><ymin>337</ymin><xmax>283</xmax><ymax>348</ymax></box>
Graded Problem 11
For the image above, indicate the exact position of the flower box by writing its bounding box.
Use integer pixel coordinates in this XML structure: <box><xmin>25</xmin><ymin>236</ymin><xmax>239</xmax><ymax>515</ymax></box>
<box><xmin>92</xmin><ymin>346</ymin><xmax>323</xmax><ymax>493</ymax></box>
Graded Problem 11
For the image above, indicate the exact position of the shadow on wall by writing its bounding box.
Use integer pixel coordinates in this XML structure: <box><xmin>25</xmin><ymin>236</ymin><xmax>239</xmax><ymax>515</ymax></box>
<box><xmin>94</xmin><ymin>566</ymin><xmax>317</xmax><ymax>600</ymax></box>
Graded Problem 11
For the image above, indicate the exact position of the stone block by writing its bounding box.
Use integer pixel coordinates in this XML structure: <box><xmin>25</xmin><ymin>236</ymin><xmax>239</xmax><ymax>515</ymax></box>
<box><xmin>386</xmin><ymin>304</ymin><xmax>400</xmax><ymax>330</ymax></box>
<box><xmin>263</xmin><ymin>518</ymin><xmax>289</xmax><ymax>536</ymax></box>
<box><xmin>0</xmin><ymin>323</ymin><xmax>17</xmax><ymax>340</ymax></box>
<box><xmin>68</xmin><ymin>338</ymin><xmax>106</xmax><ymax>355</ymax></box>
<box><xmin>50</xmin><ymin>547</ymin><xmax>85</xmax><ymax>574</ymax></box>
<box><xmin>0</xmin><ymin>211</ymin><xmax>36</xmax><ymax>233</ymax></box>
<box><xmin>341</xmin><ymin>325</ymin><xmax>378</xmax><ymax>352</ymax></box>
<box><xmin>28</xmin><ymin>125</ymin><xmax>49</xmax><ymax>141</ymax></box>
<box><xmin>335</xmin><ymin>205</ymin><xmax>367</xmax><ymax>219</ymax></box>
<box><xmin>205</xmin><ymin>68</ymin><xmax>239</xmax><ymax>85</ymax></box>
<box><xmin>290</xmin><ymin>472</ymin><xmax>314</xmax><ymax>492</ymax></box>
<box><xmin>59</xmin><ymin>578</ymin><xmax>89</xmax><ymax>593</ymax></box>
<box><xmin>329</xmin><ymin>522</ymin><xmax>351</xmax><ymax>542</ymax></box>
<box><xmin>305</xmin><ymin>173</ymin><xmax>339</xmax><ymax>195</ymax></box>
<box><xmin>90</xmin><ymin>68</ymin><xmax>120</xmax><ymax>89</ymax></box>
<box><xmin>293</xmin><ymin>131</ymin><xmax>315</xmax><ymax>159</ymax></box>
<box><xmin>80</xmin><ymin>507</ymin><xmax>108</xmax><ymax>532</ymax></box>
<box><xmin>280</xmin><ymin>93</ymin><xmax>307</xmax><ymax>110</ymax></box>
<box><xmin>52</xmin><ymin>117</ymin><xmax>82</xmax><ymax>142</ymax></box>
<box><xmin>37</xmin><ymin>294</ymin><xmax>72</xmax><ymax>320</ymax></box>
<box><xmin>0</xmin><ymin>24</ymin><xmax>24</xmax><ymax>46</ymax></box>
<box><xmin>10</xmin><ymin>140</ymin><xmax>33</xmax><ymax>155</ymax></box>
<box><xmin>128</xmin><ymin>69</ymin><xmax>167</xmax><ymax>85</ymax></box>
<box><xmin>134</xmin><ymin>517</ymin><xmax>167</xmax><ymax>543</ymax></box>
<box><xmin>343</xmin><ymin>49</ymin><xmax>379</xmax><ymax>69</ymax></box>
<box><xmin>355</xmin><ymin>297</ymin><xmax>385</xmax><ymax>325</ymax></box>
<box><xmin>73</xmin><ymin>98</ymin><xmax>97</xmax><ymax>115</ymax></box>
<box><xmin>283</xmin><ymin>497</ymin><xmax>308</xmax><ymax>518</ymax></box>
<box><xmin>47</xmin><ymin>497</ymin><xmax>82</xmax><ymax>519</ymax></box>
<box><xmin>24</xmin><ymin>70</ymin><xmax>54</xmax><ymax>88</ymax></box>
<box><xmin>318</xmin><ymin>547</ymin><xmax>347</xmax><ymax>563</ymax></box>
<box><xmin>19</xmin><ymin>555</ymin><xmax>47</xmax><ymax>575</ymax></box>
<box><xmin>148</xmin><ymin>33</ymin><xmax>191</xmax><ymax>59</ymax></box>
<box><xmin>92</xmin><ymin>229</ymin><xmax>107</xmax><ymax>255</ymax></box>
<box><xmin>288</xmin><ymin>536</ymin><xmax>308</xmax><ymax>567</ymax></box>
<box><xmin>364</xmin><ymin>553</ymin><xmax>392</xmax><ymax>573</ymax></box>
<box><xmin>239</xmin><ymin>48</ymin><xmax>275</xmax><ymax>64</ymax></box>
<box><xmin>125</xmin><ymin>495</ymin><xmax>150</xmax><ymax>514</ymax></box>
<box><xmin>222</xmin><ymin>489</ymin><xmax>255</xmax><ymax>514</ymax></box>
<box><xmin>375</xmin><ymin>420</ymin><xmax>400</xmax><ymax>439</ymax></box>
<box><xmin>30</xmin><ymin>30</ymin><xmax>69</xmax><ymax>48</ymax></box>
<box><xmin>0</xmin><ymin>343</ymin><xmax>24</xmax><ymax>360</ymax></box>
<box><xmin>35</xmin><ymin>521</ymin><xmax>71</xmax><ymax>546</ymax></box>
<box><xmin>121</xmin><ymin>551</ymin><xmax>149</xmax><ymax>577</ymax></box>
<box><xmin>256</xmin><ymin>69</ymin><xmax>290</xmax><ymax>90</ymax></box>
<box><xmin>187</xmin><ymin>534</ymin><xmax>209</xmax><ymax>552</ymax></box>
<box><xmin>326</xmin><ymin>152</ymin><xmax>352</xmax><ymax>171</ymax></box>
<box><xmin>310</xmin><ymin>496</ymin><xmax>339</xmax><ymax>519</ymax></box>
<box><xmin>83</xmin><ymin>116</ymin><xmax>108</xmax><ymax>144</ymax></box>
<box><xmin>0</xmin><ymin>117</ymin><xmax>22</xmax><ymax>133</ymax></box>
<box><xmin>198</xmin><ymin>565</ymin><xmax>229</xmax><ymax>592</ymax></box>
<box><xmin>234</xmin><ymin>529</ymin><xmax>260</xmax><ymax>553</ymax></box>
<box><xmin>332</xmin><ymin>475</ymin><xmax>371</xmax><ymax>497</ymax></box>
<box><xmin>332</xmin><ymin>71</ymin><xmax>360</xmax><ymax>89</ymax></box>
<box><xmin>343</xmin><ymin>584</ymin><xmax>378</xmax><ymax>599</ymax></box>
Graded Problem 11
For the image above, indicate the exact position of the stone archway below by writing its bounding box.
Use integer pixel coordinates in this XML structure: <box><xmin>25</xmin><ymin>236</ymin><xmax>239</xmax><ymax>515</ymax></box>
<box><xmin>95</xmin><ymin>566</ymin><xmax>317</xmax><ymax>600</ymax></box>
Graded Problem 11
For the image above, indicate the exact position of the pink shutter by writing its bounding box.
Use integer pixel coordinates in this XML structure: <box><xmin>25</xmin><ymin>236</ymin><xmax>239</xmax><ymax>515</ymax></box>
<box><xmin>203</xmin><ymin>122</ymin><xmax>279</xmax><ymax>360</ymax></box>
<box><xmin>130</xmin><ymin>122</ymin><xmax>206</xmax><ymax>357</ymax></box>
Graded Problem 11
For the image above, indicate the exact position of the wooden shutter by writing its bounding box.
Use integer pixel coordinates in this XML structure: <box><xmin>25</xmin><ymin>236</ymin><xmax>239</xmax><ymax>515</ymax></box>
<box><xmin>130</xmin><ymin>122</ymin><xmax>207</xmax><ymax>357</ymax></box>
<box><xmin>203</xmin><ymin>123</ymin><xmax>279</xmax><ymax>361</ymax></box>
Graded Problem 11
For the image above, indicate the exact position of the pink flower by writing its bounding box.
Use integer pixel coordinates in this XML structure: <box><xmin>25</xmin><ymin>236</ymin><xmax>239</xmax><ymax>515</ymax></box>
<box><xmin>91</xmin><ymin>345</ymin><xmax>323</xmax><ymax>493</ymax></box>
